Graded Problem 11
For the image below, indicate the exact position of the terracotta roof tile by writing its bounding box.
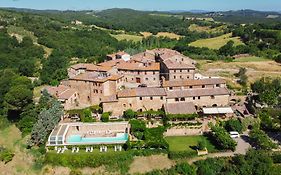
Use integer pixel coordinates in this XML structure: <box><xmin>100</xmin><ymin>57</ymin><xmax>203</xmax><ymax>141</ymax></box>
<box><xmin>117</xmin><ymin>62</ymin><xmax>160</xmax><ymax>71</ymax></box>
<box><xmin>70</xmin><ymin>72</ymin><xmax>123</xmax><ymax>82</ymax></box>
<box><xmin>118</xmin><ymin>87</ymin><xmax>166</xmax><ymax>98</ymax></box>
<box><xmin>164</xmin><ymin>102</ymin><xmax>197</xmax><ymax>114</ymax></box>
<box><xmin>166</xmin><ymin>88</ymin><xmax>229</xmax><ymax>98</ymax></box>
<box><xmin>45</xmin><ymin>85</ymin><xmax>77</xmax><ymax>100</ymax></box>
<box><xmin>163</xmin><ymin>78</ymin><xmax>226</xmax><ymax>87</ymax></box>
<box><xmin>70</xmin><ymin>63</ymin><xmax>111</xmax><ymax>72</ymax></box>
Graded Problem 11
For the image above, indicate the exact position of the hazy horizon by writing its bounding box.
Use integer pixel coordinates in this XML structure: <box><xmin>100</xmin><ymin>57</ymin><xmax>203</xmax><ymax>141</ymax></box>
<box><xmin>0</xmin><ymin>0</ymin><xmax>281</xmax><ymax>12</ymax></box>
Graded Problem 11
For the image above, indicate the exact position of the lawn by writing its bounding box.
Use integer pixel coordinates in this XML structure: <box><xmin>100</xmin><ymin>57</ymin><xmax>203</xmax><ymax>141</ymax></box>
<box><xmin>165</xmin><ymin>135</ymin><xmax>217</xmax><ymax>152</ymax></box>
<box><xmin>110</xmin><ymin>34</ymin><xmax>143</xmax><ymax>42</ymax></box>
<box><xmin>233</xmin><ymin>56</ymin><xmax>270</xmax><ymax>62</ymax></box>
<box><xmin>189</xmin><ymin>33</ymin><xmax>244</xmax><ymax>49</ymax></box>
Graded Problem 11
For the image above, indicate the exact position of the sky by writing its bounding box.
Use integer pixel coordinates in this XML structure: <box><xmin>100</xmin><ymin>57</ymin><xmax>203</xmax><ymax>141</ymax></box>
<box><xmin>0</xmin><ymin>0</ymin><xmax>281</xmax><ymax>12</ymax></box>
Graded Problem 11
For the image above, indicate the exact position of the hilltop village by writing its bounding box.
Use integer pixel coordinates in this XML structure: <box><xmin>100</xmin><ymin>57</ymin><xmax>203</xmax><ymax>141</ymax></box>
<box><xmin>46</xmin><ymin>48</ymin><xmax>232</xmax><ymax>117</ymax></box>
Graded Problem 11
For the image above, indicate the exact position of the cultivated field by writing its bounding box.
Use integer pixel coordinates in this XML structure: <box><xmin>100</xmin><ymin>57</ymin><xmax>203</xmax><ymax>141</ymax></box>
<box><xmin>188</xmin><ymin>24</ymin><xmax>227</xmax><ymax>34</ymax></box>
<box><xmin>156</xmin><ymin>32</ymin><xmax>183</xmax><ymax>40</ymax></box>
<box><xmin>197</xmin><ymin>59</ymin><xmax>281</xmax><ymax>85</ymax></box>
<box><xmin>189</xmin><ymin>33</ymin><xmax>244</xmax><ymax>49</ymax></box>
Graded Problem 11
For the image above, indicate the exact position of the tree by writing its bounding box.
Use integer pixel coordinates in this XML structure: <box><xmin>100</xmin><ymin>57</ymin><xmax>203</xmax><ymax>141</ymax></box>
<box><xmin>4</xmin><ymin>85</ymin><xmax>33</xmax><ymax>110</ymax></box>
<box><xmin>18</xmin><ymin>60</ymin><xmax>35</xmax><ymax>77</ymax></box>
<box><xmin>219</xmin><ymin>40</ymin><xmax>235</xmax><ymax>56</ymax></box>
<box><xmin>101</xmin><ymin>112</ymin><xmax>110</xmax><ymax>122</ymax></box>
<box><xmin>236</xmin><ymin>67</ymin><xmax>248</xmax><ymax>86</ymax></box>
<box><xmin>198</xmin><ymin>140</ymin><xmax>207</xmax><ymax>150</ymax></box>
<box><xmin>30</xmin><ymin>99</ymin><xmax>63</xmax><ymax>146</ymax></box>
<box><xmin>175</xmin><ymin>163</ymin><xmax>196</xmax><ymax>175</ymax></box>
<box><xmin>249</xmin><ymin>128</ymin><xmax>277</xmax><ymax>150</ymax></box>
<box><xmin>123</xmin><ymin>109</ymin><xmax>136</xmax><ymax>119</ymax></box>
<box><xmin>225</xmin><ymin>119</ymin><xmax>243</xmax><ymax>133</ymax></box>
<box><xmin>251</xmin><ymin>78</ymin><xmax>281</xmax><ymax>106</ymax></box>
<box><xmin>211</xmin><ymin>125</ymin><xmax>237</xmax><ymax>151</ymax></box>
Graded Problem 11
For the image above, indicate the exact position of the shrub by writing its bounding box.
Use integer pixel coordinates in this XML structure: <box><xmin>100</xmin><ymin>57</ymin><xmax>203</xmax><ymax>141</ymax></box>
<box><xmin>101</xmin><ymin>112</ymin><xmax>110</xmax><ymax>122</ymax></box>
<box><xmin>168</xmin><ymin>151</ymin><xmax>197</xmax><ymax>159</ymax></box>
<box><xmin>210</xmin><ymin>125</ymin><xmax>237</xmax><ymax>151</ymax></box>
<box><xmin>224</xmin><ymin>119</ymin><xmax>243</xmax><ymax>133</ymax></box>
<box><xmin>69</xmin><ymin>169</ymin><xmax>82</xmax><ymax>175</ymax></box>
<box><xmin>198</xmin><ymin>140</ymin><xmax>207</xmax><ymax>150</ymax></box>
<box><xmin>249</xmin><ymin>128</ymin><xmax>277</xmax><ymax>150</ymax></box>
<box><xmin>166</xmin><ymin>113</ymin><xmax>198</xmax><ymax>121</ymax></box>
<box><xmin>123</xmin><ymin>109</ymin><xmax>136</xmax><ymax>119</ymax></box>
<box><xmin>0</xmin><ymin>147</ymin><xmax>14</xmax><ymax>164</ymax></box>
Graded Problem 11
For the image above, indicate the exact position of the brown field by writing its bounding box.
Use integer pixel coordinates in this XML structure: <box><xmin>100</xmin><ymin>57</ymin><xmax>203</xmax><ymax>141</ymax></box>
<box><xmin>198</xmin><ymin>60</ymin><xmax>281</xmax><ymax>85</ymax></box>
<box><xmin>140</xmin><ymin>32</ymin><xmax>153</xmax><ymax>38</ymax></box>
<box><xmin>156</xmin><ymin>32</ymin><xmax>183</xmax><ymax>40</ymax></box>
<box><xmin>129</xmin><ymin>154</ymin><xmax>174</xmax><ymax>174</ymax></box>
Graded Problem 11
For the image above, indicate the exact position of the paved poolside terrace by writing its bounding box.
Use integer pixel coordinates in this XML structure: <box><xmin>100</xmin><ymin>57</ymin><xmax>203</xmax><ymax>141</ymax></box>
<box><xmin>47</xmin><ymin>122</ymin><xmax>130</xmax><ymax>147</ymax></box>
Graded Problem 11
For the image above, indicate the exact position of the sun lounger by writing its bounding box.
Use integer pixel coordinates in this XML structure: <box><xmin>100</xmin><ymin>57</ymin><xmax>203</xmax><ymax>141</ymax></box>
<box><xmin>72</xmin><ymin>147</ymin><xmax>76</xmax><ymax>153</ymax></box>
<box><xmin>57</xmin><ymin>148</ymin><xmax>61</xmax><ymax>154</ymax></box>
<box><xmin>90</xmin><ymin>147</ymin><xmax>93</xmax><ymax>152</ymax></box>
<box><xmin>76</xmin><ymin>147</ymin><xmax>79</xmax><ymax>153</ymax></box>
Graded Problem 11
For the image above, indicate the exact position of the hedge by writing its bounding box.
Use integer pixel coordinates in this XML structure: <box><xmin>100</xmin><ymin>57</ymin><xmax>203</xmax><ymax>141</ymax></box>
<box><xmin>168</xmin><ymin>151</ymin><xmax>197</xmax><ymax>159</ymax></box>
<box><xmin>44</xmin><ymin>149</ymin><xmax>166</xmax><ymax>174</ymax></box>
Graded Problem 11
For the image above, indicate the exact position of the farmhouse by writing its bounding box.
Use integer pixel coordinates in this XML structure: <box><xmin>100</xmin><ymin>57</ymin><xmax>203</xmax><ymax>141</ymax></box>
<box><xmin>45</xmin><ymin>48</ymin><xmax>232</xmax><ymax>117</ymax></box>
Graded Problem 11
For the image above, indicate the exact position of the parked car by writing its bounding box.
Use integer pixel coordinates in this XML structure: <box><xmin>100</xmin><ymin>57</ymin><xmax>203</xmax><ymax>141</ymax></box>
<box><xmin>229</xmin><ymin>131</ymin><xmax>240</xmax><ymax>138</ymax></box>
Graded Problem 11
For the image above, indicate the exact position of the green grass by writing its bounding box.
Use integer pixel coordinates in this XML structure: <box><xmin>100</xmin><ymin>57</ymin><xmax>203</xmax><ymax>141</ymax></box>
<box><xmin>110</xmin><ymin>34</ymin><xmax>143</xmax><ymax>42</ymax></box>
<box><xmin>189</xmin><ymin>33</ymin><xmax>244</xmax><ymax>50</ymax></box>
<box><xmin>233</xmin><ymin>56</ymin><xmax>270</xmax><ymax>62</ymax></box>
<box><xmin>165</xmin><ymin>135</ymin><xmax>217</xmax><ymax>152</ymax></box>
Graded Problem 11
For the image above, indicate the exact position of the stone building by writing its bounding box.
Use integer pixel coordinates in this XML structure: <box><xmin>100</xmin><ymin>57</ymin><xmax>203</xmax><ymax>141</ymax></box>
<box><xmin>102</xmin><ymin>87</ymin><xmax>166</xmax><ymax>116</ymax></box>
<box><xmin>45</xmin><ymin>85</ymin><xmax>79</xmax><ymax>110</ymax></box>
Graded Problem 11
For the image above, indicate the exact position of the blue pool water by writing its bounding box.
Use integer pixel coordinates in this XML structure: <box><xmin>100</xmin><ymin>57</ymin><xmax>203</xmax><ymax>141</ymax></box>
<box><xmin>67</xmin><ymin>133</ymin><xmax>128</xmax><ymax>144</ymax></box>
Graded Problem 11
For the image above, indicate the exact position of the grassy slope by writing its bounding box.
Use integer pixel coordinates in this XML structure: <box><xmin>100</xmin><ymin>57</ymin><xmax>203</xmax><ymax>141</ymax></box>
<box><xmin>110</xmin><ymin>33</ymin><xmax>143</xmax><ymax>42</ymax></box>
<box><xmin>165</xmin><ymin>135</ymin><xmax>217</xmax><ymax>152</ymax></box>
<box><xmin>189</xmin><ymin>33</ymin><xmax>243</xmax><ymax>49</ymax></box>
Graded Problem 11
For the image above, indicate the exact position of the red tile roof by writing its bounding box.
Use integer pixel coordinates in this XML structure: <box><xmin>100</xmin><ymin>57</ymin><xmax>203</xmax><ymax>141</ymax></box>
<box><xmin>70</xmin><ymin>63</ymin><xmax>111</xmax><ymax>72</ymax></box>
<box><xmin>163</xmin><ymin>59</ymin><xmax>195</xmax><ymax>69</ymax></box>
<box><xmin>70</xmin><ymin>72</ymin><xmax>123</xmax><ymax>82</ymax></box>
<box><xmin>164</xmin><ymin>102</ymin><xmax>197</xmax><ymax>114</ymax></box>
<box><xmin>117</xmin><ymin>62</ymin><xmax>160</xmax><ymax>71</ymax></box>
<box><xmin>166</xmin><ymin>88</ymin><xmax>229</xmax><ymax>98</ymax></box>
<box><xmin>118</xmin><ymin>87</ymin><xmax>166</xmax><ymax>98</ymax></box>
<box><xmin>163</xmin><ymin>78</ymin><xmax>226</xmax><ymax>87</ymax></box>
<box><xmin>45</xmin><ymin>85</ymin><xmax>77</xmax><ymax>100</ymax></box>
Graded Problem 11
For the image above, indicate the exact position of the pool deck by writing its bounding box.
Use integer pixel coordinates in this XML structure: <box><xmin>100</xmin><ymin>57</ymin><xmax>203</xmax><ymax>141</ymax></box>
<box><xmin>47</xmin><ymin>122</ymin><xmax>130</xmax><ymax>146</ymax></box>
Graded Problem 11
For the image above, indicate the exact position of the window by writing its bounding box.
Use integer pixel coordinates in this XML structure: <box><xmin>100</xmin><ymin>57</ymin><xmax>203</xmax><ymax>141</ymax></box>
<box><xmin>174</xmin><ymin>76</ymin><xmax>176</xmax><ymax>79</ymax></box>
<box><xmin>153</xmin><ymin>78</ymin><xmax>156</xmax><ymax>81</ymax></box>
<box><xmin>160</xmin><ymin>96</ymin><xmax>163</xmax><ymax>100</ymax></box>
<box><xmin>132</xmin><ymin>78</ymin><xmax>134</xmax><ymax>81</ymax></box>
<box><xmin>198</xmin><ymin>96</ymin><xmax>201</xmax><ymax>100</ymax></box>
<box><xmin>180</xmin><ymin>76</ymin><xmax>182</xmax><ymax>79</ymax></box>
<box><xmin>202</xmin><ymin>85</ymin><xmax>205</xmax><ymax>88</ymax></box>
<box><xmin>123</xmin><ymin>104</ymin><xmax>126</xmax><ymax>107</ymax></box>
<box><xmin>140</xmin><ymin>97</ymin><xmax>143</xmax><ymax>100</ymax></box>
<box><xmin>193</xmin><ymin>97</ymin><xmax>195</xmax><ymax>100</ymax></box>
<box><xmin>216</xmin><ymin>84</ymin><xmax>220</xmax><ymax>87</ymax></box>
<box><xmin>145</xmin><ymin>71</ymin><xmax>147</xmax><ymax>75</ymax></box>
<box><xmin>189</xmin><ymin>86</ymin><xmax>193</xmax><ymax>89</ymax></box>
<box><xmin>180</xmin><ymin>70</ymin><xmax>182</xmax><ymax>73</ymax></box>
<box><xmin>150</xmin><ymin>97</ymin><xmax>153</xmax><ymax>100</ymax></box>
<box><xmin>175</xmin><ymin>98</ymin><xmax>179</xmax><ymax>101</ymax></box>
<box><xmin>169</xmin><ymin>87</ymin><xmax>173</xmax><ymax>90</ymax></box>
<box><xmin>153</xmin><ymin>71</ymin><xmax>155</xmax><ymax>75</ymax></box>
<box><xmin>145</xmin><ymin>78</ymin><xmax>148</xmax><ymax>80</ymax></box>
<box><xmin>188</xmin><ymin>69</ymin><xmax>190</xmax><ymax>72</ymax></box>
<box><xmin>100</xmin><ymin>90</ymin><xmax>103</xmax><ymax>93</ymax></box>
<box><xmin>129</xmin><ymin>104</ymin><xmax>132</xmax><ymax>107</ymax></box>
<box><xmin>180</xmin><ymin>97</ymin><xmax>185</xmax><ymax>101</ymax></box>
<box><xmin>174</xmin><ymin>70</ymin><xmax>176</xmax><ymax>73</ymax></box>
<box><xmin>187</xmin><ymin>76</ymin><xmax>190</xmax><ymax>79</ymax></box>
<box><xmin>211</xmin><ymin>95</ymin><xmax>215</xmax><ymax>99</ymax></box>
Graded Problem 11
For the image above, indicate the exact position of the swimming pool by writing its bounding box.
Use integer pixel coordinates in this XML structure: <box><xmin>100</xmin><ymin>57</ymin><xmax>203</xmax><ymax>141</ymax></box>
<box><xmin>67</xmin><ymin>133</ymin><xmax>129</xmax><ymax>145</ymax></box>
